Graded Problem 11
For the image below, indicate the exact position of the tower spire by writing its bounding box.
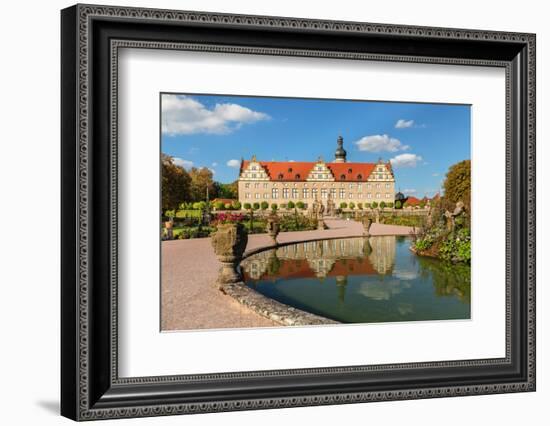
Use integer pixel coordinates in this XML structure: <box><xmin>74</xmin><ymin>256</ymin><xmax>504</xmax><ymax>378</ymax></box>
<box><xmin>334</xmin><ymin>135</ymin><xmax>347</xmax><ymax>163</ymax></box>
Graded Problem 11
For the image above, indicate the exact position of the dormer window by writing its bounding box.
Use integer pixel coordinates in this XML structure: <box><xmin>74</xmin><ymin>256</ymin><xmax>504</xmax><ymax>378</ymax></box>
<box><xmin>278</xmin><ymin>173</ymin><xmax>284</xmax><ymax>180</ymax></box>
<box><xmin>295</xmin><ymin>174</ymin><xmax>301</xmax><ymax>180</ymax></box>
<box><xmin>288</xmin><ymin>167</ymin><xmax>293</xmax><ymax>173</ymax></box>
<box><xmin>357</xmin><ymin>174</ymin><xmax>363</xmax><ymax>180</ymax></box>
<box><xmin>348</xmin><ymin>168</ymin><xmax>353</xmax><ymax>173</ymax></box>
<box><xmin>340</xmin><ymin>174</ymin><xmax>346</xmax><ymax>180</ymax></box>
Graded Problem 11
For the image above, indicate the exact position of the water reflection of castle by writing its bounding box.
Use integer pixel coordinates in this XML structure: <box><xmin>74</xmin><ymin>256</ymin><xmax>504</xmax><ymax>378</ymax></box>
<box><xmin>241</xmin><ymin>237</ymin><xmax>396</xmax><ymax>281</ymax></box>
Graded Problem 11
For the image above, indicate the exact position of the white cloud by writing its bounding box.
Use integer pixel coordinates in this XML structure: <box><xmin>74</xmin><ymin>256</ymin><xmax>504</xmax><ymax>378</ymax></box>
<box><xmin>395</xmin><ymin>119</ymin><xmax>414</xmax><ymax>129</ymax></box>
<box><xmin>390</xmin><ymin>153</ymin><xmax>423</xmax><ymax>168</ymax></box>
<box><xmin>211</xmin><ymin>162</ymin><xmax>218</xmax><ymax>167</ymax></box>
<box><xmin>402</xmin><ymin>188</ymin><xmax>417</xmax><ymax>194</ymax></box>
<box><xmin>162</xmin><ymin>94</ymin><xmax>270</xmax><ymax>135</ymax></box>
<box><xmin>172</xmin><ymin>157</ymin><xmax>194</xmax><ymax>169</ymax></box>
<box><xmin>432</xmin><ymin>173</ymin><xmax>440</xmax><ymax>177</ymax></box>
<box><xmin>355</xmin><ymin>134</ymin><xmax>409</xmax><ymax>152</ymax></box>
<box><xmin>226</xmin><ymin>159</ymin><xmax>241</xmax><ymax>168</ymax></box>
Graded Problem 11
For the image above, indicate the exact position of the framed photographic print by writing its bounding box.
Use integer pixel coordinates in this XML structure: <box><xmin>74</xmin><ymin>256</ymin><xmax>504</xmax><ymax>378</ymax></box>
<box><xmin>61</xmin><ymin>4</ymin><xmax>536</xmax><ymax>421</ymax></box>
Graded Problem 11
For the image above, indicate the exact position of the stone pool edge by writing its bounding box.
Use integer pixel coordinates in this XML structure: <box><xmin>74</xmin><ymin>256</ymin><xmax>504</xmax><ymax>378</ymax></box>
<box><xmin>220</xmin><ymin>235</ymin><xmax>371</xmax><ymax>327</ymax></box>
<box><xmin>220</xmin><ymin>281</ymin><xmax>339</xmax><ymax>326</ymax></box>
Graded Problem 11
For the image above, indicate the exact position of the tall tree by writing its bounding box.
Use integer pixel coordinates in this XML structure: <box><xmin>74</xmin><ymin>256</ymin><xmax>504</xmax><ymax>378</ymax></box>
<box><xmin>214</xmin><ymin>180</ymin><xmax>239</xmax><ymax>199</ymax></box>
<box><xmin>443</xmin><ymin>159</ymin><xmax>471</xmax><ymax>211</ymax></box>
<box><xmin>161</xmin><ymin>154</ymin><xmax>191</xmax><ymax>212</ymax></box>
<box><xmin>188</xmin><ymin>167</ymin><xmax>216</xmax><ymax>202</ymax></box>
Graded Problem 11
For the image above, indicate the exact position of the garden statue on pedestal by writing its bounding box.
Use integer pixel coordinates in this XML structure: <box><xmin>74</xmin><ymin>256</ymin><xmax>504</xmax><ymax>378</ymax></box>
<box><xmin>211</xmin><ymin>221</ymin><xmax>248</xmax><ymax>287</ymax></box>
<box><xmin>362</xmin><ymin>216</ymin><xmax>373</xmax><ymax>237</ymax></box>
<box><xmin>266</xmin><ymin>211</ymin><xmax>280</xmax><ymax>244</ymax></box>
<box><xmin>326</xmin><ymin>193</ymin><xmax>336</xmax><ymax>216</ymax></box>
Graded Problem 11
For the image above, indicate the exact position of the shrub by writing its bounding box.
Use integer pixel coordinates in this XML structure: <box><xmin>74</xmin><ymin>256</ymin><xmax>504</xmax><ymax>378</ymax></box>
<box><xmin>260</xmin><ymin>201</ymin><xmax>269</xmax><ymax>210</ymax></box>
<box><xmin>339</xmin><ymin>202</ymin><xmax>348</xmax><ymax>209</ymax></box>
<box><xmin>271</xmin><ymin>203</ymin><xmax>278</xmax><ymax>211</ymax></box>
<box><xmin>439</xmin><ymin>228</ymin><xmax>471</xmax><ymax>264</ymax></box>
<box><xmin>387</xmin><ymin>202</ymin><xmax>394</xmax><ymax>208</ymax></box>
<box><xmin>296</xmin><ymin>201</ymin><xmax>305</xmax><ymax>210</ymax></box>
<box><xmin>214</xmin><ymin>201</ymin><xmax>224</xmax><ymax>210</ymax></box>
<box><xmin>287</xmin><ymin>201</ymin><xmax>295</xmax><ymax>210</ymax></box>
<box><xmin>252</xmin><ymin>202</ymin><xmax>260</xmax><ymax>210</ymax></box>
<box><xmin>395</xmin><ymin>200</ymin><xmax>402</xmax><ymax>209</ymax></box>
<box><xmin>165</xmin><ymin>209</ymin><xmax>175</xmax><ymax>219</ymax></box>
<box><xmin>364</xmin><ymin>202</ymin><xmax>371</xmax><ymax>209</ymax></box>
<box><xmin>349</xmin><ymin>202</ymin><xmax>355</xmax><ymax>210</ymax></box>
<box><xmin>357</xmin><ymin>202</ymin><xmax>363</xmax><ymax>210</ymax></box>
<box><xmin>243</xmin><ymin>202</ymin><xmax>251</xmax><ymax>210</ymax></box>
<box><xmin>232</xmin><ymin>201</ymin><xmax>241</xmax><ymax>210</ymax></box>
<box><xmin>372</xmin><ymin>201</ymin><xmax>378</xmax><ymax>208</ymax></box>
<box><xmin>224</xmin><ymin>203</ymin><xmax>232</xmax><ymax>210</ymax></box>
<box><xmin>379</xmin><ymin>201</ymin><xmax>386</xmax><ymax>209</ymax></box>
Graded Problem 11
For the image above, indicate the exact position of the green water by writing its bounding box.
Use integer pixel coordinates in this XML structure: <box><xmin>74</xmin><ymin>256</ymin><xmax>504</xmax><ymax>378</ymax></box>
<box><xmin>241</xmin><ymin>236</ymin><xmax>470</xmax><ymax>324</ymax></box>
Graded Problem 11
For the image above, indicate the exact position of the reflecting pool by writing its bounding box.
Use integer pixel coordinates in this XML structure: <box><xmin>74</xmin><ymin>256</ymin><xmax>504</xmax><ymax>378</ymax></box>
<box><xmin>241</xmin><ymin>237</ymin><xmax>470</xmax><ymax>324</ymax></box>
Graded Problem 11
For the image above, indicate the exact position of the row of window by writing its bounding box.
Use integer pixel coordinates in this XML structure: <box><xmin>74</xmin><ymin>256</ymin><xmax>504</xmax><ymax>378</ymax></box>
<box><xmin>244</xmin><ymin>190</ymin><xmax>392</xmax><ymax>200</ymax></box>
<box><xmin>244</xmin><ymin>182</ymin><xmax>392</xmax><ymax>190</ymax></box>
<box><xmin>242</xmin><ymin>173</ymin><xmax>391</xmax><ymax>181</ymax></box>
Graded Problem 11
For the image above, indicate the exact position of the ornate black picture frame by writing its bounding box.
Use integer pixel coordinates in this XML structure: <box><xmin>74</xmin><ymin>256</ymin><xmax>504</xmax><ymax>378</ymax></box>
<box><xmin>61</xmin><ymin>4</ymin><xmax>536</xmax><ymax>421</ymax></box>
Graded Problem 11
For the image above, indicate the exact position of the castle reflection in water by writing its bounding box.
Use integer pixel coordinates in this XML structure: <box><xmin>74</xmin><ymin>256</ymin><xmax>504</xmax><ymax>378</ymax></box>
<box><xmin>241</xmin><ymin>236</ymin><xmax>396</xmax><ymax>282</ymax></box>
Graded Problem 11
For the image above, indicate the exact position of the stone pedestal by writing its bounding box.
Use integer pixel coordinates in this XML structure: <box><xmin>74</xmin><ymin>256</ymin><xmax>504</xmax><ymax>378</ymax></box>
<box><xmin>211</xmin><ymin>223</ymin><xmax>248</xmax><ymax>286</ymax></box>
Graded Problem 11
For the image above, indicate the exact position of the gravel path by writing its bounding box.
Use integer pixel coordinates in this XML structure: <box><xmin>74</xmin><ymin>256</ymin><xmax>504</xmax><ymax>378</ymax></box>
<box><xmin>161</xmin><ymin>219</ymin><xmax>415</xmax><ymax>331</ymax></box>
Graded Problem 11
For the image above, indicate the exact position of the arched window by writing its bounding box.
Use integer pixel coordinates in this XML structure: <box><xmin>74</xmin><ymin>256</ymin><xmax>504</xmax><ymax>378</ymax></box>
<box><xmin>348</xmin><ymin>168</ymin><xmax>353</xmax><ymax>173</ymax></box>
<box><xmin>357</xmin><ymin>174</ymin><xmax>363</xmax><ymax>180</ymax></box>
<box><xmin>278</xmin><ymin>173</ymin><xmax>284</xmax><ymax>180</ymax></box>
<box><xmin>340</xmin><ymin>174</ymin><xmax>346</xmax><ymax>180</ymax></box>
<box><xmin>288</xmin><ymin>167</ymin><xmax>293</xmax><ymax>173</ymax></box>
<box><xmin>295</xmin><ymin>174</ymin><xmax>301</xmax><ymax>180</ymax></box>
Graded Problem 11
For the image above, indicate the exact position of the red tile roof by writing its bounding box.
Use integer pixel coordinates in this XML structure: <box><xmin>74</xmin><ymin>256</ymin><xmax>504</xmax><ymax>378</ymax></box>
<box><xmin>241</xmin><ymin>160</ymin><xmax>379</xmax><ymax>182</ymax></box>
<box><xmin>404</xmin><ymin>196</ymin><xmax>422</xmax><ymax>205</ymax></box>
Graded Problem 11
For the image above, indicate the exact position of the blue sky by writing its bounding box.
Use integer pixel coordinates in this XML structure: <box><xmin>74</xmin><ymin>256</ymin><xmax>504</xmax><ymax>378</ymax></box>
<box><xmin>161</xmin><ymin>93</ymin><xmax>470</xmax><ymax>197</ymax></box>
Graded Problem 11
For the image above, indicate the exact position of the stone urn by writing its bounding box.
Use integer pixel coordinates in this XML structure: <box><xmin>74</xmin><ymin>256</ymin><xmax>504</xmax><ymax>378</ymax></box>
<box><xmin>164</xmin><ymin>220</ymin><xmax>174</xmax><ymax>240</ymax></box>
<box><xmin>266</xmin><ymin>213</ymin><xmax>280</xmax><ymax>244</ymax></box>
<box><xmin>211</xmin><ymin>222</ymin><xmax>248</xmax><ymax>285</ymax></box>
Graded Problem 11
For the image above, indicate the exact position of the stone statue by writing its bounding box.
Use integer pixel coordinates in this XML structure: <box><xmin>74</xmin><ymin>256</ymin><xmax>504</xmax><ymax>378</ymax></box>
<box><xmin>444</xmin><ymin>201</ymin><xmax>465</xmax><ymax>232</ymax></box>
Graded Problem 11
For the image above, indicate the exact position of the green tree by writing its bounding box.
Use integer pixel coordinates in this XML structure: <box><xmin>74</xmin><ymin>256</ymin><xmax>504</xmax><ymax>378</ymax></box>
<box><xmin>214</xmin><ymin>180</ymin><xmax>238</xmax><ymax>199</ymax></box>
<box><xmin>340</xmin><ymin>202</ymin><xmax>348</xmax><ymax>209</ymax></box>
<box><xmin>161</xmin><ymin>154</ymin><xmax>191</xmax><ymax>213</ymax></box>
<box><xmin>287</xmin><ymin>201</ymin><xmax>295</xmax><ymax>210</ymax></box>
<box><xmin>260</xmin><ymin>201</ymin><xmax>269</xmax><ymax>210</ymax></box>
<box><xmin>387</xmin><ymin>202</ymin><xmax>394</xmax><ymax>208</ymax></box>
<box><xmin>232</xmin><ymin>201</ymin><xmax>242</xmax><ymax>210</ymax></box>
<box><xmin>296</xmin><ymin>201</ymin><xmax>305</xmax><ymax>210</ymax></box>
<box><xmin>443</xmin><ymin>159</ymin><xmax>471</xmax><ymax>210</ymax></box>
<box><xmin>271</xmin><ymin>203</ymin><xmax>278</xmax><ymax>211</ymax></box>
<box><xmin>214</xmin><ymin>201</ymin><xmax>224</xmax><ymax>210</ymax></box>
<box><xmin>252</xmin><ymin>202</ymin><xmax>260</xmax><ymax>211</ymax></box>
<box><xmin>188</xmin><ymin>167</ymin><xmax>216</xmax><ymax>202</ymax></box>
<box><xmin>395</xmin><ymin>200</ymin><xmax>402</xmax><ymax>209</ymax></box>
<box><xmin>243</xmin><ymin>202</ymin><xmax>251</xmax><ymax>210</ymax></box>
<box><xmin>379</xmin><ymin>201</ymin><xmax>386</xmax><ymax>209</ymax></box>
<box><xmin>349</xmin><ymin>202</ymin><xmax>355</xmax><ymax>210</ymax></box>
<box><xmin>372</xmin><ymin>201</ymin><xmax>378</xmax><ymax>208</ymax></box>
<box><xmin>357</xmin><ymin>202</ymin><xmax>363</xmax><ymax>210</ymax></box>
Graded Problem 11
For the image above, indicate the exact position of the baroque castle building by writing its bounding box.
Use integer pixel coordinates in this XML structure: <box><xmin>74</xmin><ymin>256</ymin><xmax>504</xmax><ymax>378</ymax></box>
<box><xmin>237</xmin><ymin>136</ymin><xmax>396</xmax><ymax>208</ymax></box>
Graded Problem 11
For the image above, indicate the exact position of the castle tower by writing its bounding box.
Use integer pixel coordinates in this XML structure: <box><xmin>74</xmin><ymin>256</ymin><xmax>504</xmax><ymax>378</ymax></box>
<box><xmin>334</xmin><ymin>135</ymin><xmax>347</xmax><ymax>163</ymax></box>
